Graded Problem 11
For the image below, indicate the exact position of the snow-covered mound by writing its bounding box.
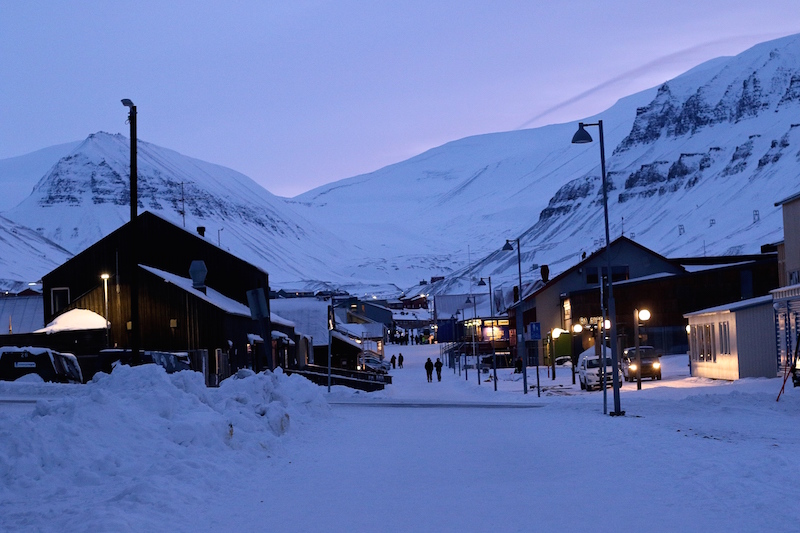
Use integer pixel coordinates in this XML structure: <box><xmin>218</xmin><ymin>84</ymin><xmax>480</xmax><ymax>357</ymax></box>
<box><xmin>0</xmin><ymin>364</ymin><xmax>328</xmax><ymax>529</ymax></box>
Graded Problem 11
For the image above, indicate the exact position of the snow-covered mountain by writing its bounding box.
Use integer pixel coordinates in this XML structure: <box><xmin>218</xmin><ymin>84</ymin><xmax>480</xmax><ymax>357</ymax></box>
<box><xmin>1</xmin><ymin>132</ymin><xmax>372</xmax><ymax>290</ymax></box>
<box><xmin>293</xmin><ymin>33</ymin><xmax>800</xmax><ymax>295</ymax></box>
<box><xmin>2</xmin><ymin>33</ymin><xmax>800</xmax><ymax>297</ymax></box>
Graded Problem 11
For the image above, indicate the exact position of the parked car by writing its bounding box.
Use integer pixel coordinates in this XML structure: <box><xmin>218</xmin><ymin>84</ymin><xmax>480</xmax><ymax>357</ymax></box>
<box><xmin>0</xmin><ymin>346</ymin><xmax>83</xmax><ymax>384</ymax></box>
<box><xmin>578</xmin><ymin>353</ymin><xmax>616</xmax><ymax>391</ymax></box>
<box><xmin>621</xmin><ymin>346</ymin><xmax>662</xmax><ymax>381</ymax></box>
<box><xmin>358</xmin><ymin>353</ymin><xmax>391</xmax><ymax>373</ymax></box>
<box><xmin>555</xmin><ymin>356</ymin><xmax>573</xmax><ymax>368</ymax></box>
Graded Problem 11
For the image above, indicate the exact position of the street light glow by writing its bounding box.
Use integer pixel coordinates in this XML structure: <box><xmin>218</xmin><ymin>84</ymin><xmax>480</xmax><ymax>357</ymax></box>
<box><xmin>638</xmin><ymin>309</ymin><xmax>651</xmax><ymax>321</ymax></box>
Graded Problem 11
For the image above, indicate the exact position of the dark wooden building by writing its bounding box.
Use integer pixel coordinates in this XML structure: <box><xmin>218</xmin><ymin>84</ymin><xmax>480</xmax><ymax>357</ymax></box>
<box><xmin>40</xmin><ymin>211</ymin><xmax>272</xmax><ymax>371</ymax></box>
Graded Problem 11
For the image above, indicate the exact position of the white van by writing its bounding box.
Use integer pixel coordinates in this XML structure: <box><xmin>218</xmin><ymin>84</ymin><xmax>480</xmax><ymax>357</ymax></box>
<box><xmin>577</xmin><ymin>346</ymin><xmax>616</xmax><ymax>391</ymax></box>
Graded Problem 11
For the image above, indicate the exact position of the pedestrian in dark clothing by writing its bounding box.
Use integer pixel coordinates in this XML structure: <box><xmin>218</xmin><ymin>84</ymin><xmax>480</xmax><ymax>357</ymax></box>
<box><xmin>398</xmin><ymin>353</ymin><xmax>404</xmax><ymax>368</ymax></box>
<box><xmin>390</xmin><ymin>355</ymin><xmax>396</xmax><ymax>369</ymax></box>
<box><xmin>425</xmin><ymin>358</ymin><xmax>434</xmax><ymax>382</ymax></box>
<box><xmin>434</xmin><ymin>358</ymin><xmax>443</xmax><ymax>381</ymax></box>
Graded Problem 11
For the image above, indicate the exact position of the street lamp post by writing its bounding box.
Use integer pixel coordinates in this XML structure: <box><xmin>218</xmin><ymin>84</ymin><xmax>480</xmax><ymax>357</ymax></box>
<box><xmin>465</xmin><ymin>295</ymin><xmax>478</xmax><ymax>384</ymax></box>
<box><xmin>101</xmin><ymin>273</ymin><xmax>110</xmax><ymax>348</ymax></box>
<box><xmin>122</xmin><ymin>99</ymin><xmax>140</xmax><ymax>362</ymax></box>
<box><xmin>478</xmin><ymin>277</ymin><xmax>497</xmax><ymax>391</ymax></box>
<box><xmin>551</xmin><ymin>328</ymin><xmax>567</xmax><ymax>380</ymax></box>
<box><xmin>571</xmin><ymin>324</ymin><xmax>583</xmax><ymax>384</ymax></box>
<box><xmin>572</xmin><ymin>120</ymin><xmax>623</xmax><ymax>416</ymax></box>
<box><xmin>503</xmin><ymin>238</ymin><xmax>528</xmax><ymax>394</ymax></box>
<box><xmin>634</xmin><ymin>308</ymin><xmax>651</xmax><ymax>390</ymax></box>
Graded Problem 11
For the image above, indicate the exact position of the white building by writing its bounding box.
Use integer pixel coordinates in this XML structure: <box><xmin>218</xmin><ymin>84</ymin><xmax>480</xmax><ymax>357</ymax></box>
<box><xmin>684</xmin><ymin>295</ymin><xmax>777</xmax><ymax>380</ymax></box>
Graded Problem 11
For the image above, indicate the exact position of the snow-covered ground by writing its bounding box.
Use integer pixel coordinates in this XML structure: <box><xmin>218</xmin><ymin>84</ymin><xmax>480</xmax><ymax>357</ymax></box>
<box><xmin>1</xmin><ymin>344</ymin><xmax>798</xmax><ymax>532</ymax></box>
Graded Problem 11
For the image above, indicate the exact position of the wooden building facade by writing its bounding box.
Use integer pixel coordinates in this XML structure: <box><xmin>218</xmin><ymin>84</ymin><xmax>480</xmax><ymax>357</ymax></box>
<box><xmin>40</xmin><ymin>212</ymin><xmax>272</xmax><ymax>371</ymax></box>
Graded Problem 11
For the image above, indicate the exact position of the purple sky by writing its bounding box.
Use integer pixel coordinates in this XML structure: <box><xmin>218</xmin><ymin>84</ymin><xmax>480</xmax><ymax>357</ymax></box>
<box><xmin>2</xmin><ymin>1</ymin><xmax>799</xmax><ymax>197</ymax></box>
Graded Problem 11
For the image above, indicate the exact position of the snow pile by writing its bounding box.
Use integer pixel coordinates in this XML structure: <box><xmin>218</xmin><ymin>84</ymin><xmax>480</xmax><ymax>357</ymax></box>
<box><xmin>0</xmin><ymin>364</ymin><xmax>328</xmax><ymax>529</ymax></box>
<box><xmin>34</xmin><ymin>308</ymin><xmax>107</xmax><ymax>333</ymax></box>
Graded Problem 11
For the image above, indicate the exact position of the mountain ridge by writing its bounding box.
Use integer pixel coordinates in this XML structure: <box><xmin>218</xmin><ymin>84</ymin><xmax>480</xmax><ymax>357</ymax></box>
<box><xmin>2</xmin><ymin>33</ymin><xmax>800</xmax><ymax>298</ymax></box>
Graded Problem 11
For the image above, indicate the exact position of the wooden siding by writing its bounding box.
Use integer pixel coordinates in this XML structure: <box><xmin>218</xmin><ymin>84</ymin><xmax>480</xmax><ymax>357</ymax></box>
<box><xmin>734</xmin><ymin>304</ymin><xmax>778</xmax><ymax>378</ymax></box>
<box><xmin>42</xmin><ymin>211</ymin><xmax>269</xmax><ymax>325</ymax></box>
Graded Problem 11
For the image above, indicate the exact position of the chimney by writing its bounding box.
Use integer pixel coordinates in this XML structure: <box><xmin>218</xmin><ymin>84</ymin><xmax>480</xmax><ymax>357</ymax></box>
<box><xmin>189</xmin><ymin>260</ymin><xmax>208</xmax><ymax>294</ymax></box>
<box><xmin>196</xmin><ymin>226</ymin><xmax>206</xmax><ymax>237</ymax></box>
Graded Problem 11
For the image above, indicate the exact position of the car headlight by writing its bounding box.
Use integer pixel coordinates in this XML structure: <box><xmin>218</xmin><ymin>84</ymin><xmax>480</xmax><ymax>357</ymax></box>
<box><xmin>629</xmin><ymin>364</ymin><xmax>637</xmax><ymax>371</ymax></box>
<box><xmin>652</xmin><ymin>362</ymin><xmax>661</xmax><ymax>369</ymax></box>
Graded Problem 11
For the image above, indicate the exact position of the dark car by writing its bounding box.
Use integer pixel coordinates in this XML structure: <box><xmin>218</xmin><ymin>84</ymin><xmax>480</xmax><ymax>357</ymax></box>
<box><xmin>0</xmin><ymin>346</ymin><xmax>84</xmax><ymax>384</ymax></box>
<box><xmin>621</xmin><ymin>346</ymin><xmax>661</xmax><ymax>381</ymax></box>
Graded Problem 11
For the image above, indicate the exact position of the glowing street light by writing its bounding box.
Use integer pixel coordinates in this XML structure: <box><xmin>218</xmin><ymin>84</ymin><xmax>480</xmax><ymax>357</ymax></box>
<box><xmin>634</xmin><ymin>308</ymin><xmax>651</xmax><ymax>390</ymax></box>
<box><xmin>572</xmin><ymin>120</ymin><xmax>623</xmax><ymax>416</ymax></box>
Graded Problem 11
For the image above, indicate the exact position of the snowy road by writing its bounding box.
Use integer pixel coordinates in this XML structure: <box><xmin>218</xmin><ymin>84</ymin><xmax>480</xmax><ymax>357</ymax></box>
<box><xmin>1</xmin><ymin>344</ymin><xmax>798</xmax><ymax>532</ymax></box>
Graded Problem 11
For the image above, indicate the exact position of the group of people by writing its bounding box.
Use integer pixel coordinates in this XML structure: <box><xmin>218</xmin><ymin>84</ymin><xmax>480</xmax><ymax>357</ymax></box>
<box><xmin>388</xmin><ymin>353</ymin><xmax>443</xmax><ymax>382</ymax></box>
<box><xmin>424</xmin><ymin>357</ymin><xmax>443</xmax><ymax>382</ymax></box>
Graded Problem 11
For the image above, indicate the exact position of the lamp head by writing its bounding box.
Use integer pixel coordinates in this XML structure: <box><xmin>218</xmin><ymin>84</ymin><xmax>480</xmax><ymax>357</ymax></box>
<box><xmin>477</xmin><ymin>278</ymin><xmax>486</xmax><ymax>286</ymax></box>
<box><xmin>638</xmin><ymin>309</ymin><xmax>651</xmax><ymax>322</ymax></box>
<box><xmin>571</xmin><ymin>123</ymin><xmax>593</xmax><ymax>144</ymax></box>
<box><xmin>121</xmin><ymin>99</ymin><xmax>135</xmax><ymax>108</ymax></box>
<box><xmin>465</xmin><ymin>296</ymin><xmax>472</xmax><ymax>305</ymax></box>
<box><xmin>572</xmin><ymin>324</ymin><xmax>583</xmax><ymax>333</ymax></box>
<box><xmin>100</xmin><ymin>273</ymin><xmax>110</xmax><ymax>280</ymax></box>
<box><xmin>502</xmin><ymin>239</ymin><xmax>514</xmax><ymax>251</ymax></box>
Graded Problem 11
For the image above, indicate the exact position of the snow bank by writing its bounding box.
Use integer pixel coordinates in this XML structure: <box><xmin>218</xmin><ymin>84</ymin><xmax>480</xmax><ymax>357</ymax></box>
<box><xmin>34</xmin><ymin>308</ymin><xmax>107</xmax><ymax>333</ymax></box>
<box><xmin>0</xmin><ymin>364</ymin><xmax>329</xmax><ymax>529</ymax></box>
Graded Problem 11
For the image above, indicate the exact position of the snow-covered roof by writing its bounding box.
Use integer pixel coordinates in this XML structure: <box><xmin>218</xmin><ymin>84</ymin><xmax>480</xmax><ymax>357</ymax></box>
<box><xmin>0</xmin><ymin>294</ymin><xmax>44</xmax><ymax>334</ymax></box>
<box><xmin>337</xmin><ymin>322</ymin><xmax>385</xmax><ymax>339</ymax></box>
<box><xmin>681</xmin><ymin>260</ymin><xmax>755</xmax><ymax>273</ymax></box>
<box><xmin>331</xmin><ymin>330</ymin><xmax>362</xmax><ymax>349</ymax></box>
<box><xmin>614</xmin><ymin>272</ymin><xmax>676</xmax><ymax>285</ymax></box>
<box><xmin>684</xmin><ymin>295</ymin><xmax>774</xmax><ymax>317</ymax></box>
<box><xmin>141</xmin><ymin>265</ymin><xmax>251</xmax><ymax>317</ymax></box>
<box><xmin>392</xmin><ymin>308</ymin><xmax>431</xmax><ymax>321</ymax></box>
<box><xmin>35</xmin><ymin>308</ymin><xmax>107</xmax><ymax>333</ymax></box>
<box><xmin>270</xmin><ymin>297</ymin><xmax>329</xmax><ymax>345</ymax></box>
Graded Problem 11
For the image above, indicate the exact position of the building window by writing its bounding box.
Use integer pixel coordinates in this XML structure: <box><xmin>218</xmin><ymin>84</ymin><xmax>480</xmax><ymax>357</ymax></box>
<box><xmin>690</xmin><ymin>323</ymin><xmax>718</xmax><ymax>363</ymax></box>
<box><xmin>586</xmin><ymin>267</ymin><xmax>598</xmax><ymax>284</ymax></box>
<box><xmin>51</xmin><ymin>287</ymin><xmax>70</xmax><ymax>315</ymax></box>
<box><xmin>718</xmin><ymin>321</ymin><xmax>731</xmax><ymax>355</ymax></box>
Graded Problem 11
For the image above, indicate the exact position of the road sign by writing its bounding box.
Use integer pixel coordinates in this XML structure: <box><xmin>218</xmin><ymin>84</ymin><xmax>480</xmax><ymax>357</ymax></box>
<box><xmin>529</xmin><ymin>322</ymin><xmax>541</xmax><ymax>341</ymax></box>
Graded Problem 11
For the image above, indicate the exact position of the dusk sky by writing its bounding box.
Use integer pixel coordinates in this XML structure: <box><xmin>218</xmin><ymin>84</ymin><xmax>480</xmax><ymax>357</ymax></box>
<box><xmin>2</xmin><ymin>1</ymin><xmax>800</xmax><ymax>197</ymax></box>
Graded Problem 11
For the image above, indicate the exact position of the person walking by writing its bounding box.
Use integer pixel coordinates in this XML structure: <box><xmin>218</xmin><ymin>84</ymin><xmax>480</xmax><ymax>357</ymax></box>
<box><xmin>425</xmin><ymin>358</ymin><xmax>434</xmax><ymax>382</ymax></box>
<box><xmin>434</xmin><ymin>358</ymin><xmax>443</xmax><ymax>381</ymax></box>
<box><xmin>390</xmin><ymin>354</ymin><xmax>396</xmax><ymax>369</ymax></box>
<box><xmin>398</xmin><ymin>353</ymin><xmax>404</xmax><ymax>368</ymax></box>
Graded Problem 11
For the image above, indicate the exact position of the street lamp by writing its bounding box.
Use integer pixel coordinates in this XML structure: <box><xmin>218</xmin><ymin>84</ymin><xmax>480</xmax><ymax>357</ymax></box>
<box><xmin>122</xmin><ymin>98</ymin><xmax>140</xmax><ymax>362</ymax></box>
<box><xmin>465</xmin><ymin>295</ymin><xmax>479</xmax><ymax>385</ymax></box>
<box><xmin>634</xmin><ymin>308</ymin><xmax>651</xmax><ymax>390</ymax></box>
<box><xmin>503</xmin><ymin>238</ymin><xmax>528</xmax><ymax>394</ymax></box>
<box><xmin>478</xmin><ymin>277</ymin><xmax>498</xmax><ymax>391</ymax></box>
<box><xmin>571</xmin><ymin>323</ymin><xmax>583</xmax><ymax>384</ymax></box>
<box><xmin>551</xmin><ymin>327</ymin><xmax>567</xmax><ymax>380</ymax></box>
<box><xmin>101</xmin><ymin>273</ymin><xmax>110</xmax><ymax>347</ymax></box>
<box><xmin>572</xmin><ymin>120</ymin><xmax>623</xmax><ymax>416</ymax></box>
